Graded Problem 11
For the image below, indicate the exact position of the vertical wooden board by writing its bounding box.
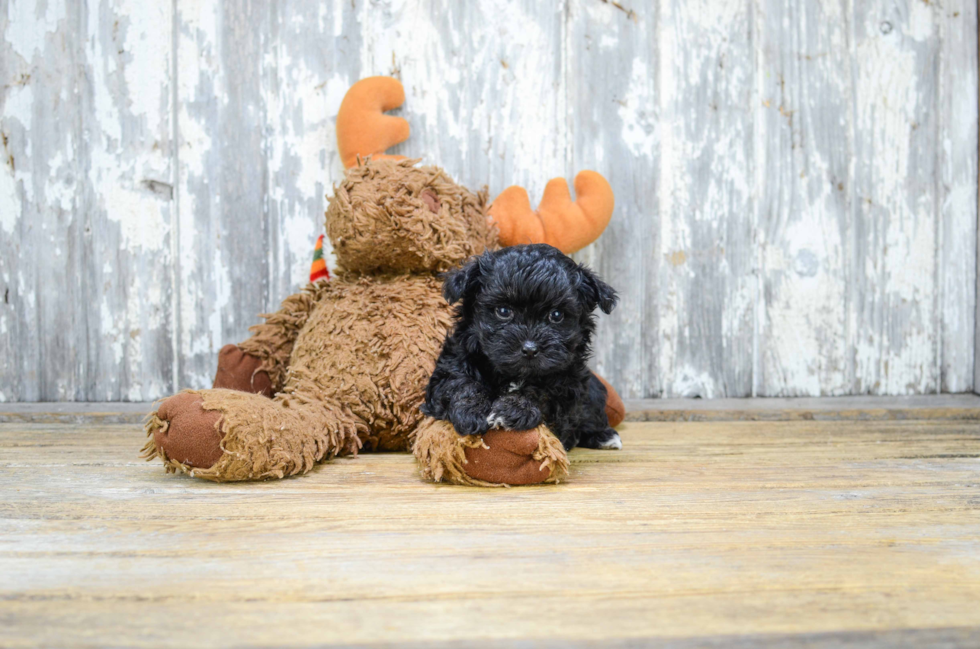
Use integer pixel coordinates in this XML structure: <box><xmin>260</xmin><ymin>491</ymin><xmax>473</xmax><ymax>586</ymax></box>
<box><xmin>850</xmin><ymin>0</ymin><xmax>940</xmax><ymax>395</ymax></box>
<box><xmin>81</xmin><ymin>1</ymin><xmax>175</xmax><ymax>400</ymax></box>
<box><xmin>0</xmin><ymin>0</ymin><xmax>174</xmax><ymax>401</ymax></box>
<box><xmin>972</xmin><ymin>2</ymin><xmax>980</xmax><ymax>397</ymax></box>
<box><xmin>355</xmin><ymin>0</ymin><xmax>566</xmax><ymax>216</ymax></box>
<box><xmin>756</xmin><ymin>0</ymin><xmax>851</xmax><ymax>396</ymax></box>
<box><xmin>566</xmin><ymin>1</ymin><xmax>658</xmax><ymax>399</ymax></box>
<box><xmin>263</xmin><ymin>0</ymin><xmax>361</xmax><ymax>302</ymax></box>
<box><xmin>175</xmin><ymin>0</ymin><xmax>272</xmax><ymax>389</ymax></box>
<box><xmin>654</xmin><ymin>0</ymin><xmax>755</xmax><ymax>397</ymax></box>
<box><xmin>938</xmin><ymin>0</ymin><xmax>977</xmax><ymax>393</ymax></box>
<box><xmin>0</xmin><ymin>0</ymin><xmax>45</xmax><ymax>401</ymax></box>
<box><xmin>0</xmin><ymin>0</ymin><xmax>83</xmax><ymax>401</ymax></box>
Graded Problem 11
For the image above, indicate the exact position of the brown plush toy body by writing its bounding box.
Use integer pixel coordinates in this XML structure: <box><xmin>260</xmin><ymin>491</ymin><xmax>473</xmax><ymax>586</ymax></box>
<box><xmin>143</xmin><ymin>77</ymin><xmax>624</xmax><ymax>486</ymax></box>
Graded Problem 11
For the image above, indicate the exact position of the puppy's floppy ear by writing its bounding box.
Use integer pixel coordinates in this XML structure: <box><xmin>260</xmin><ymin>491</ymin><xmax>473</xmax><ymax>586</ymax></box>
<box><xmin>576</xmin><ymin>264</ymin><xmax>618</xmax><ymax>314</ymax></box>
<box><xmin>443</xmin><ymin>253</ymin><xmax>490</xmax><ymax>305</ymax></box>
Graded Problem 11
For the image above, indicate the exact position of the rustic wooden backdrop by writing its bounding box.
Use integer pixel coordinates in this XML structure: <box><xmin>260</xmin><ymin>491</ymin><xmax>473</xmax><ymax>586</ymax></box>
<box><xmin>1</xmin><ymin>0</ymin><xmax>977</xmax><ymax>401</ymax></box>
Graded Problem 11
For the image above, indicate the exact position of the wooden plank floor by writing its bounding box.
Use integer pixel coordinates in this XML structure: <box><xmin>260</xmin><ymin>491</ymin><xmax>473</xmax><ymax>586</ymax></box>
<box><xmin>1</xmin><ymin>408</ymin><xmax>980</xmax><ymax>647</ymax></box>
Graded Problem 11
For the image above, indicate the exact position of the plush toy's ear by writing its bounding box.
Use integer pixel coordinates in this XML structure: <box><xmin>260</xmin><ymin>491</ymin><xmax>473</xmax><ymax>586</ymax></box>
<box><xmin>488</xmin><ymin>171</ymin><xmax>614</xmax><ymax>254</ymax></box>
<box><xmin>576</xmin><ymin>264</ymin><xmax>618</xmax><ymax>315</ymax></box>
<box><xmin>443</xmin><ymin>254</ymin><xmax>490</xmax><ymax>305</ymax></box>
<box><xmin>337</xmin><ymin>77</ymin><xmax>410</xmax><ymax>168</ymax></box>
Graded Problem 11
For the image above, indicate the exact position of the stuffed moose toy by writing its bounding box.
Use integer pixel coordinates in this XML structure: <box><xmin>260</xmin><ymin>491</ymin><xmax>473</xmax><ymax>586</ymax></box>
<box><xmin>142</xmin><ymin>77</ymin><xmax>624</xmax><ymax>486</ymax></box>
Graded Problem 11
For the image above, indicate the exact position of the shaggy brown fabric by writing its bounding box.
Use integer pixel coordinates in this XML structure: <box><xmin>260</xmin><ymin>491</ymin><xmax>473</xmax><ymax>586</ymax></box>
<box><xmin>213</xmin><ymin>344</ymin><xmax>273</xmax><ymax>397</ymax></box>
<box><xmin>238</xmin><ymin>282</ymin><xmax>330</xmax><ymax>393</ymax></box>
<box><xmin>326</xmin><ymin>159</ymin><xmax>495</xmax><ymax>275</ymax></box>
<box><xmin>413</xmin><ymin>417</ymin><xmax>569</xmax><ymax>487</ymax></box>
<box><xmin>145</xmin><ymin>388</ymin><xmax>362</xmax><ymax>482</ymax></box>
<box><xmin>283</xmin><ymin>273</ymin><xmax>454</xmax><ymax>452</ymax></box>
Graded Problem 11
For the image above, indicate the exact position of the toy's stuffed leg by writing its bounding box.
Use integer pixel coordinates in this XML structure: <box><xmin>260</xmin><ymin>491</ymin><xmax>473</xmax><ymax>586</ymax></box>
<box><xmin>211</xmin><ymin>344</ymin><xmax>275</xmax><ymax>396</ymax></box>
<box><xmin>143</xmin><ymin>388</ymin><xmax>364</xmax><ymax>482</ymax></box>
<box><xmin>205</xmin><ymin>283</ymin><xmax>330</xmax><ymax>399</ymax></box>
<box><xmin>413</xmin><ymin>417</ymin><xmax>569</xmax><ymax>487</ymax></box>
<box><xmin>595</xmin><ymin>373</ymin><xmax>625</xmax><ymax>427</ymax></box>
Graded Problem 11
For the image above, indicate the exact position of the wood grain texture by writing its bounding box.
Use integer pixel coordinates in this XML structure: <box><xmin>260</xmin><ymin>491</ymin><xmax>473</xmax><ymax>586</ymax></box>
<box><xmin>174</xmin><ymin>0</ymin><xmax>272</xmax><ymax>388</ymax></box>
<box><xmin>656</xmin><ymin>0</ymin><xmax>756</xmax><ymax>399</ymax></box>
<box><xmin>363</xmin><ymin>0</ymin><xmax>566</xmax><ymax>201</ymax></box>
<box><xmin>851</xmin><ymin>0</ymin><xmax>940</xmax><ymax>395</ymax></box>
<box><xmin>939</xmin><ymin>0</ymin><xmax>978</xmax><ymax>394</ymax></box>
<box><xmin>1</xmin><ymin>417</ymin><xmax>979</xmax><ymax>646</ymax></box>
<box><xmin>0</xmin><ymin>0</ymin><xmax>175</xmax><ymax>401</ymax></box>
<box><xmin>756</xmin><ymin>0</ymin><xmax>851</xmax><ymax>396</ymax></box>
<box><xmin>567</xmin><ymin>1</ymin><xmax>658</xmax><ymax>400</ymax></box>
<box><xmin>1</xmin><ymin>0</ymin><xmax>977</xmax><ymax>400</ymax></box>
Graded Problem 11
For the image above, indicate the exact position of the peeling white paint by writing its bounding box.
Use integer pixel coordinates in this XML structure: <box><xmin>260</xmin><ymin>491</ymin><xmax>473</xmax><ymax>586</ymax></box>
<box><xmin>0</xmin><ymin>82</ymin><xmax>33</xmax><ymax>234</ymax></box>
<box><xmin>5</xmin><ymin>0</ymin><xmax>65</xmax><ymax>60</ymax></box>
<box><xmin>906</xmin><ymin>1</ymin><xmax>936</xmax><ymax>42</ymax></box>
<box><xmin>266</xmin><ymin>55</ymin><xmax>334</xmax><ymax>288</ymax></box>
<box><xmin>85</xmin><ymin>2</ymin><xmax>172</xmax><ymax>254</ymax></box>
<box><xmin>0</xmin><ymin>156</ymin><xmax>18</xmax><ymax>235</ymax></box>
<box><xmin>850</xmin><ymin>1</ymin><xmax>940</xmax><ymax>394</ymax></box>
<box><xmin>756</xmin><ymin>0</ymin><xmax>855</xmax><ymax>397</ymax></box>
<box><xmin>1</xmin><ymin>0</ymin><xmax>976</xmax><ymax>400</ymax></box>
<box><xmin>2</xmin><ymin>81</ymin><xmax>33</xmax><ymax>138</ymax></box>
<box><xmin>668</xmin><ymin>366</ymin><xmax>720</xmax><ymax>399</ymax></box>
<box><xmin>619</xmin><ymin>59</ymin><xmax>656</xmax><ymax>158</ymax></box>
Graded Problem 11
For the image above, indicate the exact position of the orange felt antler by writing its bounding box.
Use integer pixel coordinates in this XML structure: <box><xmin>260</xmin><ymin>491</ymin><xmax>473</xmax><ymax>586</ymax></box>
<box><xmin>488</xmin><ymin>171</ymin><xmax>614</xmax><ymax>254</ymax></box>
<box><xmin>336</xmin><ymin>77</ymin><xmax>410</xmax><ymax>169</ymax></box>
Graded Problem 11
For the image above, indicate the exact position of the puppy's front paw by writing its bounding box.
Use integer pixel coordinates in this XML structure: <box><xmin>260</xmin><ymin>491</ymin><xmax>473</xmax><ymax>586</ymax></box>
<box><xmin>488</xmin><ymin>395</ymin><xmax>542</xmax><ymax>431</ymax></box>
<box><xmin>451</xmin><ymin>410</ymin><xmax>491</xmax><ymax>437</ymax></box>
<box><xmin>597</xmin><ymin>431</ymin><xmax>622</xmax><ymax>450</ymax></box>
<box><xmin>578</xmin><ymin>427</ymin><xmax>623</xmax><ymax>450</ymax></box>
<box><xmin>486</xmin><ymin>412</ymin><xmax>506</xmax><ymax>430</ymax></box>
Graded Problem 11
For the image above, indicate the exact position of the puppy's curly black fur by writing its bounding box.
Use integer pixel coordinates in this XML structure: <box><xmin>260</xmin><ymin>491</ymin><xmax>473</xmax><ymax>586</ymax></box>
<box><xmin>422</xmin><ymin>244</ymin><xmax>621</xmax><ymax>451</ymax></box>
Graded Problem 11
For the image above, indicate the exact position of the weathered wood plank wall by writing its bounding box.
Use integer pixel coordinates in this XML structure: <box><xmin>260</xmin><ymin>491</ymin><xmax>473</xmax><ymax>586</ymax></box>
<box><xmin>0</xmin><ymin>0</ymin><xmax>977</xmax><ymax>401</ymax></box>
<box><xmin>1</xmin><ymin>0</ymin><xmax>175</xmax><ymax>401</ymax></box>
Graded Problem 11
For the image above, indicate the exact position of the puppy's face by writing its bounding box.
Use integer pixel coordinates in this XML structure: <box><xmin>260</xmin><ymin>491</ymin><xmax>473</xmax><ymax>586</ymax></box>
<box><xmin>444</xmin><ymin>244</ymin><xmax>617</xmax><ymax>378</ymax></box>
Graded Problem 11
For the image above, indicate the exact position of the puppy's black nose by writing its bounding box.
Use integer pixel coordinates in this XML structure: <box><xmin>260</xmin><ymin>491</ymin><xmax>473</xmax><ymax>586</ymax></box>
<box><xmin>521</xmin><ymin>341</ymin><xmax>538</xmax><ymax>358</ymax></box>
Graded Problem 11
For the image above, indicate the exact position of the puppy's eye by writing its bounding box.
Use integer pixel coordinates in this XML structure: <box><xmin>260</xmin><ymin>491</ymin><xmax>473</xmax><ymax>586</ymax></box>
<box><xmin>548</xmin><ymin>309</ymin><xmax>564</xmax><ymax>323</ymax></box>
<box><xmin>495</xmin><ymin>306</ymin><xmax>513</xmax><ymax>320</ymax></box>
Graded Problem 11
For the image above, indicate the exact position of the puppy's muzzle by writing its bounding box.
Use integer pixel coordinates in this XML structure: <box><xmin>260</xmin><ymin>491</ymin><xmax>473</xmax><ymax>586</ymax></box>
<box><xmin>521</xmin><ymin>341</ymin><xmax>539</xmax><ymax>359</ymax></box>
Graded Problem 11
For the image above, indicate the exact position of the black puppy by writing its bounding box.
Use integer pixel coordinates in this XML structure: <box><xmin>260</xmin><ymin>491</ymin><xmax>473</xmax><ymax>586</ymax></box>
<box><xmin>422</xmin><ymin>244</ymin><xmax>620</xmax><ymax>451</ymax></box>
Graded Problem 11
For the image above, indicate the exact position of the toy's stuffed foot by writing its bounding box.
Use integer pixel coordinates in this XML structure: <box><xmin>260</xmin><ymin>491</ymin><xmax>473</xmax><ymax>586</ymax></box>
<box><xmin>145</xmin><ymin>392</ymin><xmax>224</xmax><ymax>469</ymax></box>
<box><xmin>212</xmin><ymin>344</ymin><xmax>274</xmax><ymax>397</ymax></box>
<box><xmin>413</xmin><ymin>417</ymin><xmax>569</xmax><ymax>487</ymax></box>
<box><xmin>144</xmin><ymin>389</ymin><xmax>363</xmax><ymax>482</ymax></box>
<box><xmin>462</xmin><ymin>429</ymin><xmax>563</xmax><ymax>484</ymax></box>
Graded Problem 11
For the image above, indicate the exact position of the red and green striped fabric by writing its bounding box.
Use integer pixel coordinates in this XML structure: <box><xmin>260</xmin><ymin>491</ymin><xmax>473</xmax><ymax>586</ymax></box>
<box><xmin>309</xmin><ymin>234</ymin><xmax>330</xmax><ymax>282</ymax></box>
